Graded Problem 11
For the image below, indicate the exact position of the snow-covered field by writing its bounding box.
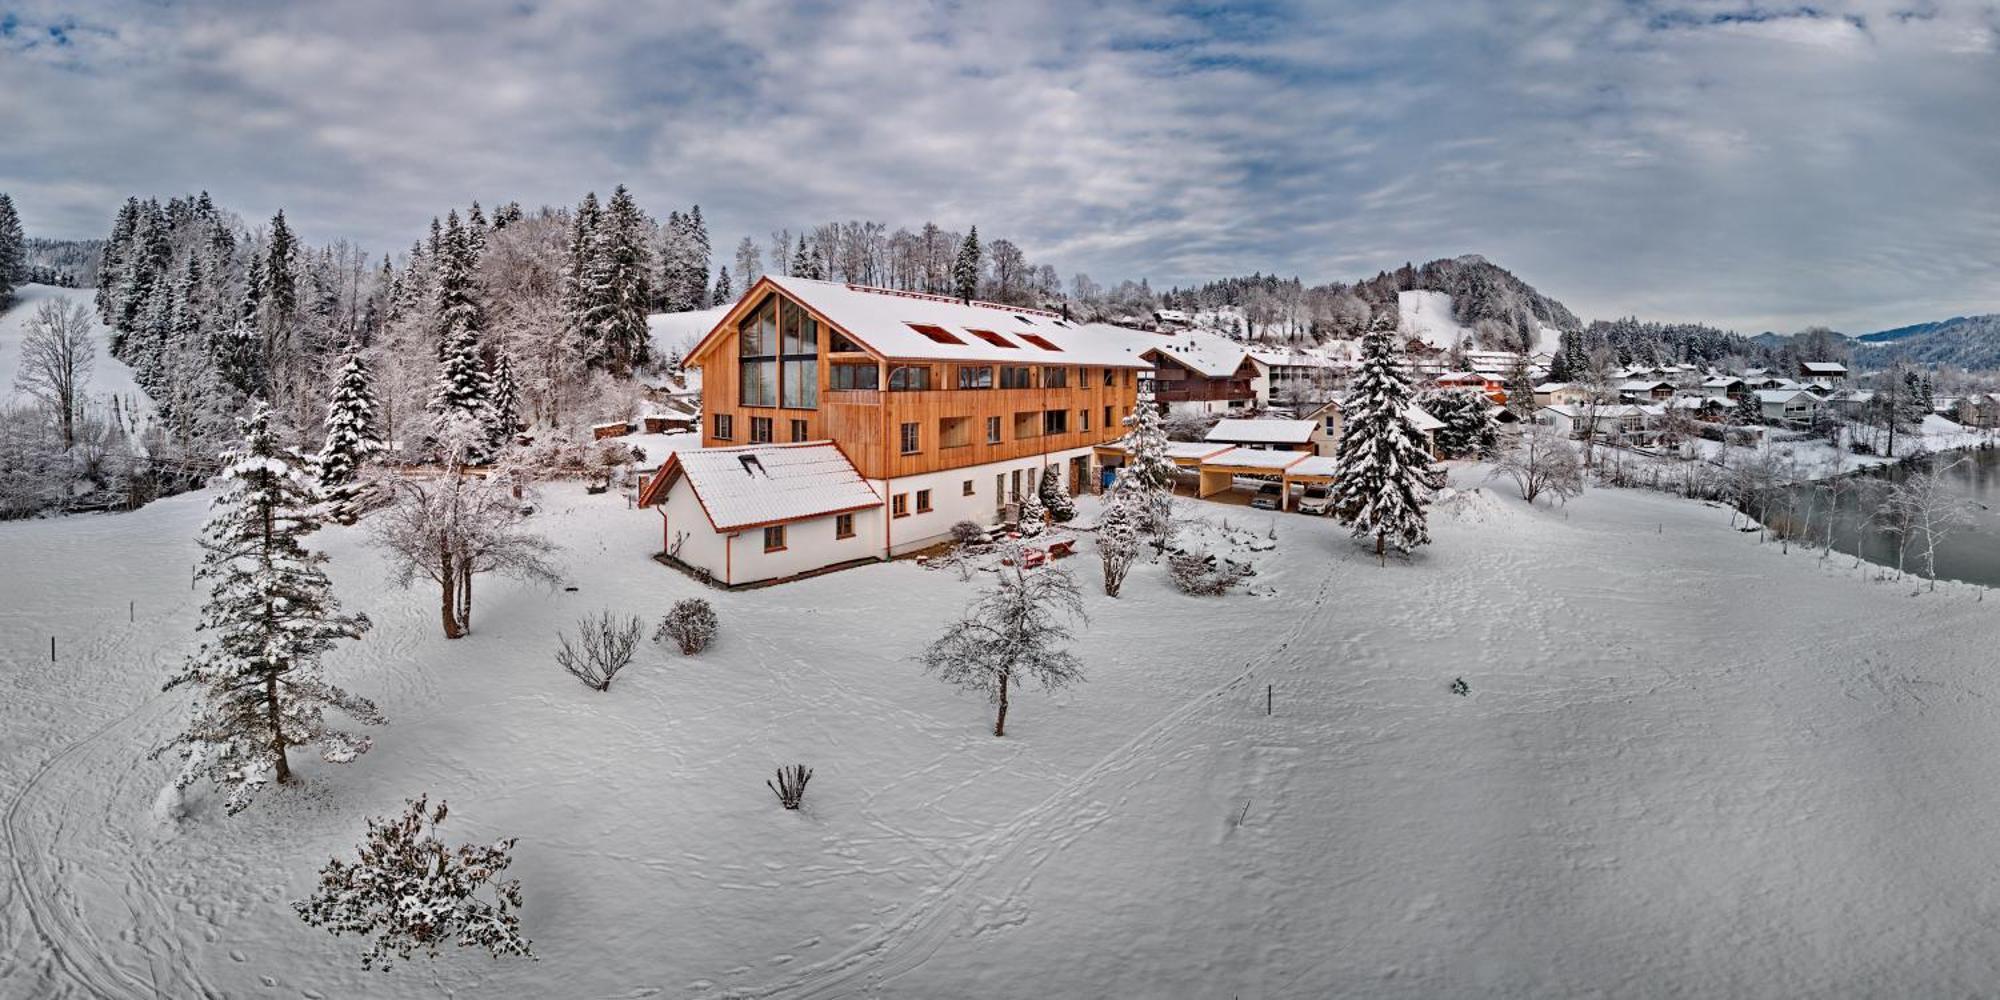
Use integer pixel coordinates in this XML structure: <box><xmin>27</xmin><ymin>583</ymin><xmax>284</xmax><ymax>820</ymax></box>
<box><xmin>1399</xmin><ymin>289</ymin><xmax>1561</xmax><ymax>355</ymax></box>
<box><xmin>0</xmin><ymin>284</ymin><xmax>150</xmax><ymax>423</ymax></box>
<box><xmin>7</xmin><ymin>470</ymin><xmax>2000</xmax><ymax>996</ymax></box>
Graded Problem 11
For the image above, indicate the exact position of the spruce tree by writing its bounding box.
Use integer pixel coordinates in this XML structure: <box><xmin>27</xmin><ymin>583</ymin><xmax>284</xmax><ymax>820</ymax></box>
<box><xmin>488</xmin><ymin>350</ymin><xmax>523</xmax><ymax>451</ymax></box>
<box><xmin>560</xmin><ymin>193</ymin><xmax>602</xmax><ymax>369</ymax></box>
<box><xmin>0</xmin><ymin>192</ymin><xmax>24</xmax><ymax>306</ymax></box>
<box><xmin>790</xmin><ymin>241</ymin><xmax>812</xmax><ymax>281</ymax></box>
<box><xmin>587</xmin><ymin>185</ymin><xmax>653</xmax><ymax>374</ymax></box>
<box><xmin>686</xmin><ymin>205</ymin><xmax>711</xmax><ymax>306</ymax></box>
<box><xmin>953</xmin><ymin>226</ymin><xmax>982</xmax><ymax>302</ymax></box>
<box><xmin>429</xmin><ymin>213</ymin><xmax>493</xmax><ymax>460</ymax></box>
<box><xmin>1330</xmin><ymin>316</ymin><xmax>1441</xmax><ymax>563</ymax></box>
<box><xmin>317</xmin><ymin>347</ymin><xmax>383</xmax><ymax>523</ymax></box>
<box><xmin>153</xmin><ymin>403</ymin><xmax>379</xmax><ymax>815</ymax></box>
<box><xmin>1038</xmin><ymin>461</ymin><xmax>1077</xmax><ymax>522</ymax></box>
<box><xmin>1504</xmin><ymin>352</ymin><xmax>1536</xmax><ymax>421</ymax></box>
<box><xmin>1115</xmin><ymin>390</ymin><xmax>1177</xmax><ymax>538</ymax></box>
<box><xmin>1732</xmin><ymin>391</ymin><xmax>1761</xmax><ymax>427</ymax></box>
<box><xmin>713</xmin><ymin>264</ymin><xmax>733</xmax><ymax>305</ymax></box>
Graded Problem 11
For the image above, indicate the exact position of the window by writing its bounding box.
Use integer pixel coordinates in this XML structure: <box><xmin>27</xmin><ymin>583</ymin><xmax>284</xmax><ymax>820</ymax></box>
<box><xmin>713</xmin><ymin>413</ymin><xmax>734</xmax><ymax>439</ymax></box>
<box><xmin>957</xmin><ymin>365</ymin><xmax>994</xmax><ymax>390</ymax></box>
<box><xmin>1013</xmin><ymin>411</ymin><xmax>1040</xmax><ymax>439</ymax></box>
<box><xmin>790</xmin><ymin>419</ymin><xmax>809</xmax><ymax>442</ymax></box>
<box><xmin>906</xmin><ymin>323</ymin><xmax>964</xmax><ymax>344</ymax></box>
<box><xmin>1081</xmin><ymin>409</ymin><xmax>1090</xmax><ymax>432</ymax></box>
<box><xmin>763</xmin><ymin>525</ymin><xmax>786</xmax><ymax>552</ymax></box>
<box><xmin>835</xmin><ymin>513</ymin><xmax>856</xmax><ymax>539</ymax></box>
<box><xmin>1077</xmin><ymin>367</ymin><xmax>1089</xmax><ymax>385</ymax></box>
<box><xmin>1043</xmin><ymin>409</ymin><xmax>1068</xmax><ymax>435</ymax></box>
<box><xmin>1018</xmin><ymin>333</ymin><xmax>1063</xmax><ymax>352</ymax></box>
<box><xmin>1014</xmin><ymin>315</ymin><xmax>1036</xmax><ymax>325</ymax></box>
<box><xmin>1105</xmin><ymin>405</ymin><xmax>1114</xmax><ymax>429</ymax></box>
<box><xmin>900</xmin><ymin>421</ymin><xmax>920</xmax><ymax>454</ymax></box>
<box><xmin>1000</xmin><ymin>366</ymin><xmax>1034</xmax><ymax>389</ymax></box>
<box><xmin>893</xmin><ymin>493</ymin><xmax>909</xmax><ymax>518</ymax></box>
<box><xmin>830</xmin><ymin>330</ymin><xmax>865</xmax><ymax>353</ymax></box>
<box><xmin>1010</xmin><ymin>469</ymin><xmax>1022</xmax><ymax>500</ymax></box>
<box><xmin>1043</xmin><ymin>367</ymin><xmax>1068</xmax><ymax>389</ymax></box>
<box><xmin>966</xmin><ymin>329</ymin><xmax>1018</xmax><ymax>349</ymax></box>
<box><xmin>750</xmin><ymin>416</ymin><xmax>773</xmax><ymax>442</ymax></box>
<box><xmin>962</xmin><ymin>479</ymin><xmax>975</xmax><ymax>496</ymax></box>
<box><xmin>739</xmin><ymin>296</ymin><xmax>778</xmax><ymax>407</ymax></box>
<box><xmin>986</xmin><ymin>416</ymin><xmax>1002</xmax><ymax>443</ymax></box>
<box><xmin>940</xmin><ymin>416</ymin><xmax>971</xmax><ymax>448</ymax></box>
<box><xmin>1103</xmin><ymin>368</ymin><xmax>1115</xmax><ymax>387</ymax></box>
<box><xmin>780</xmin><ymin>300</ymin><xmax>819</xmax><ymax>409</ymax></box>
<box><xmin>916</xmin><ymin>489</ymin><xmax>932</xmax><ymax>513</ymax></box>
<box><xmin>830</xmin><ymin>363</ymin><xmax>878</xmax><ymax>391</ymax></box>
<box><xmin>888</xmin><ymin>365</ymin><xmax>932</xmax><ymax>391</ymax></box>
<box><xmin>995</xmin><ymin>473</ymin><xmax>1006</xmax><ymax>509</ymax></box>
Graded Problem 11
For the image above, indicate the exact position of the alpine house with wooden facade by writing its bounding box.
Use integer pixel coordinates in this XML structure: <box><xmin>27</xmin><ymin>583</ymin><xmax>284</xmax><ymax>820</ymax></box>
<box><xmin>638</xmin><ymin>275</ymin><xmax>1154</xmax><ymax>587</ymax></box>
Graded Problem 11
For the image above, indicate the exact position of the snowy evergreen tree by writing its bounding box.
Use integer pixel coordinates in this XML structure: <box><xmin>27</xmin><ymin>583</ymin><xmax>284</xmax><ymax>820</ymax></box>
<box><xmin>1018</xmin><ymin>484</ymin><xmax>1046</xmax><ymax>537</ymax></box>
<box><xmin>587</xmin><ymin>185</ymin><xmax>653</xmax><ymax>373</ymax></box>
<box><xmin>294</xmin><ymin>794</ymin><xmax>531</xmax><ymax>970</ymax></box>
<box><xmin>1330</xmin><ymin>316</ymin><xmax>1441</xmax><ymax>563</ymax></box>
<box><xmin>1732</xmin><ymin>391</ymin><xmax>1761</xmax><ymax>426</ymax></box>
<box><xmin>734</xmin><ymin>235</ymin><xmax>762</xmax><ymax>287</ymax></box>
<box><xmin>1115</xmin><ymin>391</ymin><xmax>1177</xmax><ymax>538</ymax></box>
<box><xmin>685</xmin><ymin>204</ymin><xmax>711</xmax><ymax>307</ymax></box>
<box><xmin>1095</xmin><ymin>493</ymin><xmax>1140</xmax><ymax>598</ymax></box>
<box><xmin>488</xmin><ymin>350</ymin><xmax>523</xmax><ymax>451</ymax></box>
<box><xmin>712</xmin><ymin>265</ymin><xmax>732</xmax><ymax>305</ymax></box>
<box><xmin>0</xmin><ymin>192</ymin><xmax>24</xmax><ymax>306</ymax></box>
<box><xmin>560</xmin><ymin>192</ymin><xmax>602</xmax><ymax>370</ymax></box>
<box><xmin>952</xmin><ymin>226</ymin><xmax>982</xmax><ymax>302</ymax></box>
<box><xmin>152</xmin><ymin>403</ymin><xmax>379</xmax><ymax>815</ymax></box>
<box><xmin>790</xmin><ymin>240</ymin><xmax>813</xmax><ymax>281</ymax></box>
<box><xmin>428</xmin><ymin>213</ymin><xmax>493</xmax><ymax>460</ymax></box>
<box><xmin>917</xmin><ymin>553</ymin><xmax>1086</xmax><ymax>737</ymax></box>
<box><xmin>1503</xmin><ymin>353</ymin><xmax>1536</xmax><ymax>421</ymax></box>
<box><xmin>317</xmin><ymin>347</ymin><xmax>383</xmax><ymax>523</ymax></box>
<box><xmin>1415</xmin><ymin>388</ymin><xmax>1496</xmax><ymax>458</ymax></box>
<box><xmin>1037</xmin><ymin>462</ymin><xmax>1076</xmax><ymax>522</ymax></box>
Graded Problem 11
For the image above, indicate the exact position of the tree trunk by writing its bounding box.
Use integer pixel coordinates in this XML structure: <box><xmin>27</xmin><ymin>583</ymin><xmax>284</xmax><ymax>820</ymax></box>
<box><xmin>439</xmin><ymin>551</ymin><xmax>464</xmax><ymax>639</ymax></box>
<box><xmin>267</xmin><ymin>672</ymin><xmax>291</xmax><ymax>783</ymax></box>
<box><xmin>457</xmin><ymin>563</ymin><xmax>472</xmax><ymax>634</ymax></box>
<box><xmin>994</xmin><ymin>670</ymin><xmax>1010</xmax><ymax>737</ymax></box>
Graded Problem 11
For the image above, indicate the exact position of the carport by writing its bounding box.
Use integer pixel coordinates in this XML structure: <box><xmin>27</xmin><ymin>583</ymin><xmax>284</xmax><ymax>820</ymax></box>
<box><xmin>1194</xmin><ymin>448</ymin><xmax>1311</xmax><ymax>508</ymax></box>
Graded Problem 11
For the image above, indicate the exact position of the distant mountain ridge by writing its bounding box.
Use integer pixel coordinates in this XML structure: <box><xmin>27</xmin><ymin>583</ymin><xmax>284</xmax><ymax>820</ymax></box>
<box><xmin>1853</xmin><ymin>313</ymin><xmax>2000</xmax><ymax>370</ymax></box>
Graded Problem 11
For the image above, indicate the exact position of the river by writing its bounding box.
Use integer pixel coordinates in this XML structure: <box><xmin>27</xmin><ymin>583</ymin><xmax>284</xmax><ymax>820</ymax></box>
<box><xmin>1774</xmin><ymin>447</ymin><xmax>2000</xmax><ymax>587</ymax></box>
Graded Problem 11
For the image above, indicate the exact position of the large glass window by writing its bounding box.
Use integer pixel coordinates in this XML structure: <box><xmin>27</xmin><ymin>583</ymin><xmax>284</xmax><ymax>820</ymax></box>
<box><xmin>739</xmin><ymin>297</ymin><xmax>778</xmax><ymax>407</ymax></box>
<box><xmin>889</xmin><ymin>365</ymin><xmax>932</xmax><ymax>391</ymax></box>
<box><xmin>1043</xmin><ymin>367</ymin><xmax>1068</xmax><ymax>389</ymax></box>
<box><xmin>957</xmin><ymin>365</ymin><xmax>994</xmax><ymax>390</ymax></box>
<box><xmin>830</xmin><ymin>363</ymin><xmax>879</xmax><ymax>391</ymax></box>
<box><xmin>1001</xmin><ymin>366</ymin><xmax>1034</xmax><ymax>389</ymax></box>
<box><xmin>780</xmin><ymin>300</ymin><xmax>818</xmax><ymax>409</ymax></box>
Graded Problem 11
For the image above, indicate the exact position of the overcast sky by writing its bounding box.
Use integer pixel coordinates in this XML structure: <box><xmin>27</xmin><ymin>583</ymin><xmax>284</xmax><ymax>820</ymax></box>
<box><xmin>4</xmin><ymin>1</ymin><xmax>1999</xmax><ymax>333</ymax></box>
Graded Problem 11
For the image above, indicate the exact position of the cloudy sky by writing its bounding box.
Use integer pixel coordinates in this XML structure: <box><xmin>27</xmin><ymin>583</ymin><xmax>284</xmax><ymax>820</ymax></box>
<box><xmin>4</xmin><ymin>1</ymin><xmax>1999</xmax><ymax>333</ymax></box>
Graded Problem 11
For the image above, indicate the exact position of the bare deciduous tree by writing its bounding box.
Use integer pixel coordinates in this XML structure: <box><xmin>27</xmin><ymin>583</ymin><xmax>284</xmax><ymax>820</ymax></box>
<box><xmin>370</xmin><ymin>469</ymin><xmax>561</xmax><ymax>638</ymax></box>
<box><xmin>11</xmin><ymin>298</ymin><xmax>95</xmax><ymax>449</ymax></box>
<box><xmin>1489</xmin><ymin>424</ymin><xmax>1583</xmax><ymax>505</ymax></box>
<box><xmin>556</xmin><ymin>611</ymin><xmax>641</xmax><ymax>690</ymax></box>
<box><xmin>1878</xmin><ymin>461</ymin><xmax>1972</xmax><ymax>590</ymax></box>
<box><xmin>917</xmin><ymin>549</ymin><xmax>1087</xmax><ymax>737</ymax></box>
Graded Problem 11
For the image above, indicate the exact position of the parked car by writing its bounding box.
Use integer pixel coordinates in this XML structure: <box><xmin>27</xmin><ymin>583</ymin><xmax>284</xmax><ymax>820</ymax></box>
<box><xmin>1296</xmin><ymin>484</ymin><xmax>1334</xmax><ymax>516</ymax></box>
<box><xmin>1250</xmin><ymin>482</ymin><xmax>1282</xmax><ymax>510</ymax></box>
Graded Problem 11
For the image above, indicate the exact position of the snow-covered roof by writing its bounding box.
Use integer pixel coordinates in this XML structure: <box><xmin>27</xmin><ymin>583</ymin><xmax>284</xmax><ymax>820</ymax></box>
<box><xmin>1247</xmin><ymin>348</ymin><xmax>1341</xmax><ymax>370</ymax></box>
<box><xmin>1801</xmin><ymin>361</ymin><xmax>1848</xmax><ymax>374</ymax></box>
<box><xmin>1755</xmin><ymin>389</ymin><xmax>1813</xmax><ymax>404</ymax></box>
<box><xmin>1534</xmin><ymin>381</ymin><xmax>1572</xmax><ymax>392</ymax></box>
<box><xmin>1206</xmin><ymin>418</ymin><xmax>1319</xmax><ymax>446</ymax></box>
<box><xmin>1406</xmin><ymin>404</ymin><xmax>1446</xmax><ymax>432</ymax></box>
<box><xmin>1200</xmin><ymin>447</ymin><xmax>1311</xmax><ymax>471</ymax></box>
<box><xmin>1618</xmin><ymin>380</ymin><xmax>1672</xmax><ymax>391</ymax></box>
<box><xmin>1144</xmin><ymin>330</ymin><xmax>1258</xmax><ymax>379</ymax></box>
<box><xmin>643</xmin><ymin>442</ymin><xmax>882</xmax><ymax>530</ymax></box>
<box><xmin>1286</xmin><ymin>455</ymin><xmax>1341</xmax><ymax>479</ymax></box>
<box><xmin>704</xmin><ymin>275</ymin><xmax>1157</xmax><ymax>369</ymax></box>
<box><xmin>1702</xmin><ymin>376</ymin><xmax>1743</xmax><ymax>388</ymax></box>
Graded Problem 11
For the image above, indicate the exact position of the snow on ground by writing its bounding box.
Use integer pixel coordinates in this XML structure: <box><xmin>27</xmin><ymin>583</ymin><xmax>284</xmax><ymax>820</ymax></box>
<box><xmin>0</xmin><ymin>284</ymin><xmax>150</xmax><ymax>423</ymax></box>
<box><xmin>649</xmin><ymin>306</ymin><xmax>730</xmax><ymax>361</ymax></box>
<box><xmin>8</xmin><ymin>470</ymin><xmax>2000</xmax><ymax>996</ymax></box>
<box><xmin>1650</xmin><ymin>415</ymin><xmax>1997</xmax><ymax>481</ymax></box>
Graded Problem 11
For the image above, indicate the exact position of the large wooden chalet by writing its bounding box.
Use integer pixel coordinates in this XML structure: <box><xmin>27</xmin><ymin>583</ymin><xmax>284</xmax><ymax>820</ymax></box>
<box><xmin>638</xmin><ymin>276</ymin><xmax>1152</xmax><ymax>586</ymax></box>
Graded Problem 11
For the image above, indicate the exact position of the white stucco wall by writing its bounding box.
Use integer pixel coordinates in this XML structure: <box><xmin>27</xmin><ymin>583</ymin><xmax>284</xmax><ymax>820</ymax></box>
<box><xmin>877</xmin><ymin>446</ymin><xmax>1098</xmax><ymax>556</ymax></box>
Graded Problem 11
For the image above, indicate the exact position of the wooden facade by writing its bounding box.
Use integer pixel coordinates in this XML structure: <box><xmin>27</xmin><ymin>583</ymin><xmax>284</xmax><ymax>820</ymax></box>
<box><xmin>1142</xmin><ymin>351</ymin><xmax>1259</xmax><ymax>405</ymax></box>
<box><xmin>686</xmin><ymin>280</ymin><xmax>1142</xmax><ymax>481</ymax></box>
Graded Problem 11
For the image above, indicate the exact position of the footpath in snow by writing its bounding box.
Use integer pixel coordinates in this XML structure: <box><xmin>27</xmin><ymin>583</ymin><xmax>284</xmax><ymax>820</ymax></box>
<box><xmin>5</xmin><ymin>470</ymin><xmax>2000</xmax><ymax>997</ymax></box>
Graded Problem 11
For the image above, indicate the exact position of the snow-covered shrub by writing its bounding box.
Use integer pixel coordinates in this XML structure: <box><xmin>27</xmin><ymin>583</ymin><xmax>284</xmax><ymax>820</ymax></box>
<box><xmin>556</xmin><ymin>611</ymin><xmax>641</xmax><ymax>691</ymax></box>
<box><xmin>293</xmin><ymin>795</ymin><xmax>532</xmax><ymax>971</ymax></box>
<box><xmin>768</xmin><ymin>764</ymin><xmax>813</xmax><ymax>810</ymax></box>
<box><xmin>950</xmin><ymin>520</ymin><xmax>988</xmax><ymax>546</ymax></box>
<box><xmin>1167</xmin><ymin>548</ymin><xmax>1252</xmax><ymax>596</ymax></box>
<box><xmin>1038</xmin><ymin>466</ymin><xmax>1077</xmax><ymax>523</ymax></box>
<box><xmin>1018</xmin><ymin>489</ymin><xmax>1047</xmax><ymax>537</ymax></box>
<box><xmin>1096</xmin><ymin>499</ymin><xmax>1140</xmax><ymax>598</ymax></box>
<box><xmin>654</xmin><ymin>598</ymin><xmax>719</xmax><ymax>655</ymax></box>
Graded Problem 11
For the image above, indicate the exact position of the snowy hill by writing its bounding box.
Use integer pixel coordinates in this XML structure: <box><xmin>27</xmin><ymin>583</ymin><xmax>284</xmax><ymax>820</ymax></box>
<box><xmin>0</xmin><ymin>284</ymin><xmax>151</xmax><ymax>423</ymax></box>
<box><xmin>1399</xmin><ymin>289</ymin><xmax>1560</xmax><ymax>354</ymax></box>
<box><xmin>1854</xmin><ymin>313</ymin><xmax>2000</xmax><ymax>370</ymax></box>
<box><xmin>9</xmin><ymin>473</ymin><xmax>2000</xmax><ymax>995</ymax></box>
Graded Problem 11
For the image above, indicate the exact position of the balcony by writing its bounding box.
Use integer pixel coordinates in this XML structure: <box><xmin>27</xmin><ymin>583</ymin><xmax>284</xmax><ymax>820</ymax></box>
<box><xmin>1148</xmin><ymin>378</ymin><xmax>1255</xmax><ymax>403</ymax></box>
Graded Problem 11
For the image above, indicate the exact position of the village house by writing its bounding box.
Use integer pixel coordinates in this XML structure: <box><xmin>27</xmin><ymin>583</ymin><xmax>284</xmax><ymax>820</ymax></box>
<box><xmin>1699</xmin><ymin>376</ymin><xmax>1746</xmax><ymax>400</ymax></box>
<box><xmin>1307</xmin><ymin>397</ymin><xmax>1445</xmax><ymax>458</ymax></box>
<box><xmin>1799</xmin><ymin>361</ymin><xmax>1848</xmax><ymax>386</ymax></box>
<box><xmin>1616</xmin><ymin>379</ymin><xmax>1675</xmax><ymax>402</ymax></box>
<box><xmin>1533</xmin><ymin>381</ymin><xmax>1593</xmax><ymax>408</ymax></box>
<box><xmin>1755</xmin><ymin>388</ymin><xmax>1822</xmax><ymax>426</ymax></box>
<box><xmin>1248</xmin><ymin>346</ymin><xmax>1347</xmax><ymax>410</ymax></box>
<box><xmin>1140</xmin><ymin>331</ymin><xmax>1268</xmax><ymax>415</ymax></box>
<box><xmin>638</xmin><ymin>275</ymin><xmax>1151</xmax><ymax>586</ymax></box>
<box><xmin>1535</xmin><ymin>403</ymin><xmax>1658</xmax><ymax>443</ymax></box>
<box><xmin>1954</xmin><ymin>393</ymin><xmax>2000</xmax><ymax>429</ymax></box>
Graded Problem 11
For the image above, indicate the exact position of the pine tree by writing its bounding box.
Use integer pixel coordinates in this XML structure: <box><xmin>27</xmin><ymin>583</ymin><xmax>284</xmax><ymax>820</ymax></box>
<box><xmin>713</xmin><ymin>265</ymin><xmax>733</xmax><ymax>304</ymax></box>
<box><xmin>586</xmin><ymin>185</ymin><xmax>653</xmax><ymax>374</ymax></box>
<box><xmin>429</xmin><ymin>213</ymin><xmax>493</xmax><ymax>461</ymax></box>
<box><xmin>1732</xmin><ymin>391</ymin><xmax>1761</xmax><ymax>427</ymax></box>
<box><xmin>488</xmin><ymin>350</ymin><xmax>523</xmax><ymax>451</ymax></box>
<box><xmin>1115</xmin><ymin>390</ymin><xmax>1177</xmax><ymax>538</ymax></box>
<box><xmin>1330</xmin><ymin>316</ymin><xmax>1441</xmax><ymax>563</ymax></box>
<box><xmin>1503</xmin><ymin>353</ymin><xmax>1536</xmax><ymax>420</ymax></box>
<box><xmin>1038</xmin><ymin>462</ymin><xmax>1076</xmax><ymax>522</ymax></box>
<box><xmin>317</xmin><ymin>347</ymin><xmax>383</xmax><ymax>524</ymax></box>
<box><xmin>0</xmin><ymin>192</ymin><xmax>24</xmax><ymax>306</ymax></box>
<box><xmin>790</xmin><ymin>239</ymin><xmax>811</xmax><ymax>280</ymax></box>
<box><xmin>560</xmin><ymin>193</ymin><xmax>602</xmax><ymax>371</ymax></box>
<box><xmin>260</xmin><ymin>210</ymin><xmax>300</xmax><ymax>362</ymax></box>
<box><xmin>153</xmin><ymin>404</ymin><xmax>379</xmax><ymax>815</ymax></box>
<box><xmin>1018</xmin><ymin>484</ymin><xmax>1047</xmax><ymax>537</ymax></box>
<box><xmin>953</xmin><ymin>227</ymin><xmax>982</xmax><ymax>302</ymax></box>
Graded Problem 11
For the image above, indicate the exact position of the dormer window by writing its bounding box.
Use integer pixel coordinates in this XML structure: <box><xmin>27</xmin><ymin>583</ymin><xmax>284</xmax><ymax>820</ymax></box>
<box><xmin>907</xmin><ymin>323</ymin><xmax>964</xmax><ymax>345</ymax></box>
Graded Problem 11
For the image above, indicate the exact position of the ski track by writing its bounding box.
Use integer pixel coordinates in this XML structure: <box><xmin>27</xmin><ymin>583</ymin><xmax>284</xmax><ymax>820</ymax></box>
<box><xmin>710</xmin><ymin>559</ymin><xmax>1340</xmax><ymax>999</ymax></box>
